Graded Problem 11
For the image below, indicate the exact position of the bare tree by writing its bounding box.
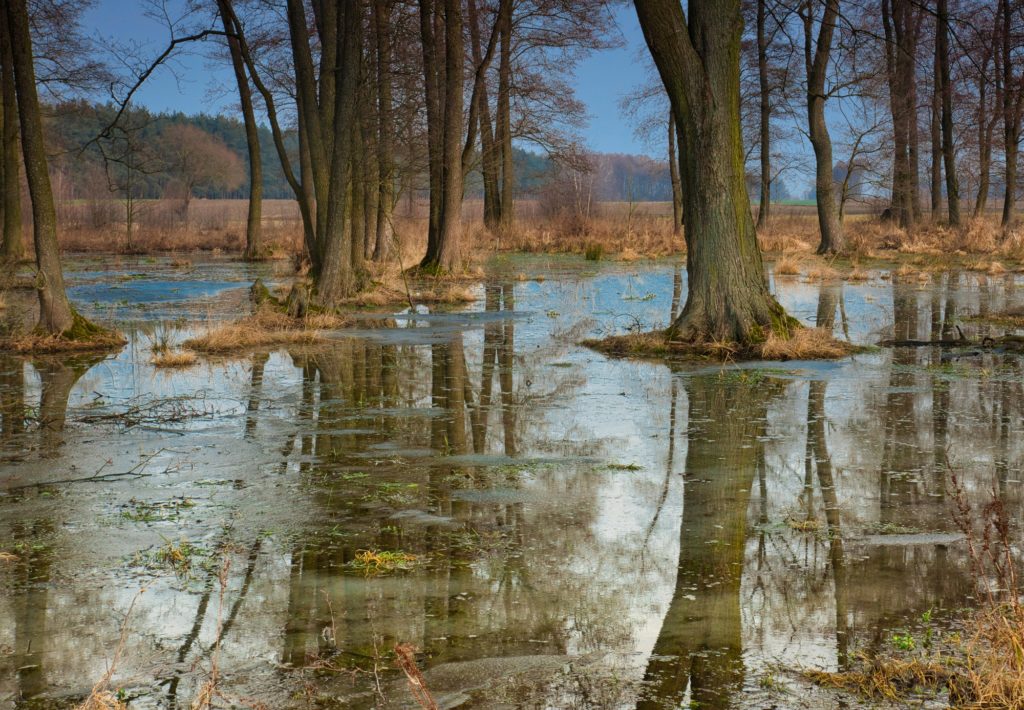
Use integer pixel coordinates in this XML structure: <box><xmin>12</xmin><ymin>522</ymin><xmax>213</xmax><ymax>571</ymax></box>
<box><xmin>634</xmin><ymin>0</ymin><xmax>795</xmax><ymax>346</ymax></box>
<box><xmin>937</xmin><ymin>0</ymin><xmax>962</xmax><ymax>226</ymax></box>
<box><xmin>217</xmin><ymin>0</ymin><xmax>264</xmax><ymax>260</ymax></box>
<box><xmin>159</xmin><ymin>123</ymin><xmax>244</xmax><ymax>227</ymax></box>
<box><xmin>802</xmin><ymin>0</ymin><xmax>845</xmax><ymax>254</ymax></box>
<box><xmin>4</xmin><ymin>0</ymin><xmax>75</xmax><ymax>333</ymax></box>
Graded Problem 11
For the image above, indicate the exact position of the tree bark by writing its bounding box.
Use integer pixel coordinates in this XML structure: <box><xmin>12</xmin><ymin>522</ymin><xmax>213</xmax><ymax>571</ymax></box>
<box><xmin>317</xmin><ymin>2</ymin><xmax>361</xmax><ymax>305</ymax></box>
<box><xmin>468</xmin><ymin>0</ymin><xmax>502</xmax><ymax>233</ymax></box>
<box><xmin>1000</xmin><ymin>0</ymin><xmax>1022</xmax><ymax>228</ymax></box>
<box><xmin>975</xmin><ymin>58</ymin><xmax>995</xmax><ymax>218</ymax></box>
<box><xmin>373</xmin><ymin>0</ymin><xmax>394</xmax><ymax>261</ymax></box>
<box><xmin>804</xmin><ymin>0</ymin><xmax>844</xmax><ymax>254</ymax></box>
<box><xmin>937</xmin><ymin>0</ymin><xmax>961</xmax><ymax>227</ymax></box>
<box><xmin>218</xmin><ymin>0</ymin><xmax>263</xmax><ymax>260</ymax></box>
<box><xmin>420</xmin><ymin>0</ymin><xmax>464</xmax><ymax>272</ymax></box>
<box><xmin>930</xmin><ymin>58</ymin><xmax>942</xmax><ymax>218</ymax></box>
<box><xmin>496</xmin><ymin>0</ymin><xmax>514</xmax><ymax>232</ymax></box>
<box><xmin>634</xmin><ymin>0</ymin><xmax>794</xmax><ymax>346</ymax></box>
<box><xmin>668</xmin><ymin>109</ymin><xmax>683</xmax><ymax>237</ymax></box>
<box><xmin>0</xmin><ymin>11</ymin><xmax>22</xmax><ymax>263</ymax></box>
<box><xmin>4</xmin><ymin>0</ymin><xmax>74</xmax><ymax>334</ymax></box>
<box><xmin>756</xmin><ymin>0</ymin><xmax>771</xmax><ymax>230</ymax></box>
<box><xmin>882</xmin><ymin>0</ymin><xmax>921</xmax><ymax>230</ymax></box>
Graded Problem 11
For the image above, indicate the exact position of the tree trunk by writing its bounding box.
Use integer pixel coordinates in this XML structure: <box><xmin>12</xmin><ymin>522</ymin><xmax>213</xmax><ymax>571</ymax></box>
<box><xmin>1000</xmin><ymin>0</ymin><xmax>1021</xmax><ymax>228</ymax></box>
<box><xmin>0</xmin><ymin>12</ymin><xmax>22</xmax><ymax>263</ymax></box>
<box><xmin>668</xmin><ymin>110</ymin><xmax>683</xmax><ymax>237</ymax></box>
<box><xmin>219</xmin><ymin>0</ymin><xmax>263</xmax><ymax>261</ymax></box>
<box><xmin>4</xmin><ymin>0</ymin><xmax>74</xmax><ymax>334</ymax></box>
<box><xmin>420</xmin><ymin>0</ymin><xmax>464</xmax><ymax>272</ymax></box>
<box><xmin>634</xmin><ymin>0</ymin><xmax>795</xmax><ymax>346</ymax></box>
<box><xmin>755</xmin><ymin>0</ymin><xmax>771</xmax><ymax>230</ymax></box>
<box><xmin>937</xmin><ymin>0</ymin><xmax>960</xmax><ymax>227</ymax></box>
<box><xmin>316</xmin><ymin>2</ymin><xmax>361</xmax><ymax>305</ymax></box>
<box><xmin>930</xmin><ymin>61</ymin><xmax>942</xmax><ymax>218</ymax></box>
<box><xmin>881</xmin><ymin>0</ymin><xmax>921</xmax><ymax>230</ymax></box>
<box><xmin>975</xmin><ymin>64</ymin><xmax>995</xmax><ymax>218</ymax></box>
<box><xmin>419</xmin><ymin>0</ymin><xmax>444</xmax><ymax>264</ymax></box>
<box><xmin>496</xmin><ymin>0</ymin><xmax>514</xmax><ymax>232</ymax></box>
<box><xmin>373</xmin><ymin>0</ymin><xmax>394</xmax><ymax>261</ymax></box>
<box><xmin>465</xmin><ymin>0</ymin><xmax>502</xmax><ymax>233</ymax></box>
<box><xmin>804</xmin><ymin>0</ymin><xmax>844</xmax><ymax>254</ymax></box>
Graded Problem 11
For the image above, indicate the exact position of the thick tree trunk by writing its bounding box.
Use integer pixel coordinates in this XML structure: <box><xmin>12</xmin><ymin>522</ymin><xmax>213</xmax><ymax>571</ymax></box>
<box><xmin>668</xmin><ymin>110</ymin><xmax>683</xmax><ymax>237</ymax></box>
<box><xmin>219</xmin><ymin>0</ymin><xmax>263</xmax><ymax>260</ymax></box>
<box><xmin>634</xmin><ymin>0</ymin><xmax>794</xmax><ymax>346</ymax></box>
<box><xmin>804</xmin><ymin>0</ymin><xmax>844</xmax><ymax>254</ymax></box>
<box><xmin>317</xmin><ymin>2</ymin><xmax>361</xmax><ymax>305</ymax></box>
<box><xmin>0</xmin><ymin>12</ymin><xmax>22</xmax><ymax>263</ymax></box>
<box><xmin>5</xmin><ymin>0</ymin><xmax>74</xmax><ymax>334</ymax></box>
<box><xmin>756</xmin><ymin>0</ymin><xmax>771</xmax><ymax>230</ymax></box>
<box><xmin>937</xmin><ymin>0</ymin><xmax>961</xmax><ymax>227</ymax></box>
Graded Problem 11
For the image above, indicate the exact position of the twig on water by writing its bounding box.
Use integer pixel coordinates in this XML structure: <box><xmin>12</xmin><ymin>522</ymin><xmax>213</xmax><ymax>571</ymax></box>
<box><xmin>394</xmin><ymin>643</ymin><xmax>438</xmax><ymax>710</ymax></box>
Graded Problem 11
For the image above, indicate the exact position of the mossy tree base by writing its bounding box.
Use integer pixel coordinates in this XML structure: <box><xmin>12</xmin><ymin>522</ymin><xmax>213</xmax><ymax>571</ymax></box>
<box><xmin>0</xmin><ymin>309</ymin><xmax>125</xmax><ymax>354</ymax></box>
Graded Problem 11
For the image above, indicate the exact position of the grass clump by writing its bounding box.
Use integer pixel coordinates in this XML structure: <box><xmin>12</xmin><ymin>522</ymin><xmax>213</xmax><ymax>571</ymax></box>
<box><xmin>150</xmin><ymin>349</ymin><xmax>197</xmax><ymax>368</ymax></box>
<box><xmin>803</xmin><ymin>654</ymin><xmax>952</xmax><ymax>701</ymax></box>
<box><xmin>182</xmin><ymin>307</ymin><xmax>345</xmax><ymax>353</ymax></box>
<box><xmin>759</xmin><ymin>328</ymin><xmax>853</xmax><ymax>360</ymax></box>
<box><xmin>348</xmin><ymin>549</ymin><xmax>418</xmax><ymax>575</ymax></box>
<box><xmin>773</xmin><ymin>253</ymin><xmax>802</xmax><ymax>276</ymax></box>
<box><xmin>584</xmin><ymin>243</ymin><xmax>605</xmax><ymax>261</ymax></box>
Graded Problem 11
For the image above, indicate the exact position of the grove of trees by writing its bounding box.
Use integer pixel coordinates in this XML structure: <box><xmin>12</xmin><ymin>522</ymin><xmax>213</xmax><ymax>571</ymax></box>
<box><xmin>0</xmin><ymin>0</ymin><xmax>1023</xmax><ymax>349</ymax></box>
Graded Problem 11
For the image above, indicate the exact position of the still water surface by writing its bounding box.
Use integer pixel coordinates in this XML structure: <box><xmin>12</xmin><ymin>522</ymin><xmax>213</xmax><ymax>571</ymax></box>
<box><xmin>0</xmin><ymin>257</ymin><xmax>1021</xmax><ymax>708</ymax></box>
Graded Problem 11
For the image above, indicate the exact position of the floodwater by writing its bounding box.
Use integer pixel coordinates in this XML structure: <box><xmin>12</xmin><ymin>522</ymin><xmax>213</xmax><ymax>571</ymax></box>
<box><xmin>0</xmin><ymin>256</ymin><xmax>1022</xmax><ymax>708</ymax></box>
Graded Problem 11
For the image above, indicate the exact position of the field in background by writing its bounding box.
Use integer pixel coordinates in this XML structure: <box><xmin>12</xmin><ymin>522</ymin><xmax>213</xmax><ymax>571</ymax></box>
<box><xmin>13</xmin><ymin>196</ymin><xmax>1022</xmax><ymax>265</ymax></box>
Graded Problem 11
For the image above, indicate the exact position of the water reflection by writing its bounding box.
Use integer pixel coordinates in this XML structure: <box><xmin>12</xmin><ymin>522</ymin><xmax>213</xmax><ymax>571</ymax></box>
<box><xmin>1</xmin><ymin>266</ymin><xmax>1024</xmax><ymax>708</ymax></box>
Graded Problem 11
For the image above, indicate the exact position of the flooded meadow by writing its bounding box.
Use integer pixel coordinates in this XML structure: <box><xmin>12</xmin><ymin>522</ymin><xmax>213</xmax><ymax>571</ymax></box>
<box><xmin>0</xmin><ymin>256</ymin><xmax>1021</xmax><ymax>708</ymax></box>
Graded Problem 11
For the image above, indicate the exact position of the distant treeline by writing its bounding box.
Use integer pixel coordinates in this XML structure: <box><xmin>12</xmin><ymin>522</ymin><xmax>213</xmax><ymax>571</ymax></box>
<box><xmin>45</xmin><ymin>101</ymin><xmax>698</xmax><ymax>204</ymax></box>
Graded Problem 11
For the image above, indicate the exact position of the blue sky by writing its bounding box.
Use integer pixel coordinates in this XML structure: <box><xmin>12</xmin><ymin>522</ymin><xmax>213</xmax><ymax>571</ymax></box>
<box><xmin>79</xmin><ymin>1</ymin><xmax>651</xmax><ymax>156</ymax></box>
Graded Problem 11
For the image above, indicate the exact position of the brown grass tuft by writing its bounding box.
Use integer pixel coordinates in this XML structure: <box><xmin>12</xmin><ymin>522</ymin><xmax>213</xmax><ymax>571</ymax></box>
<box><xmin>804</xmin><ymin>261</ymin><xmax>838</xmax><ymax>280</ymax></box>
<box><xmin>759</xmin><ymin>328</ymin><xmax>852</xmax><ymax>360</ymax></box>
<box><xmin>803</xmin><ymin>655</ymin><xmax>951</xmax><ymax>701</ymax></box>
<box><xmin>773</xmin><ymin>253</ymin><xmax>803</xmax><ymax>277</ymax></box>
<box><xmin>151</xmin><ymin>350</ymin><xmax>198</xmax><ymax>368</ymax></box>
<box><xmin>183</xmin><ymin>308</ymin><xmax>342</xmax><ymax>353</ymax></box>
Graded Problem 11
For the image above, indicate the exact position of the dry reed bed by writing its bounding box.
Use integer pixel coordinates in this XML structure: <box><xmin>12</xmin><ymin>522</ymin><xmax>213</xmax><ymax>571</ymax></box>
<box><xmin>182</xmin><ymin>308</ymin><xmax>347</xmax><ymax>353</ymax></box>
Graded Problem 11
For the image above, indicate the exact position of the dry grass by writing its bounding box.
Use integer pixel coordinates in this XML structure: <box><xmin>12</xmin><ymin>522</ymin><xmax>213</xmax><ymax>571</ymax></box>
<box><xmin>74</xmin><ymin>590</ymin><xmax>144</xmax><ymax>710</ymax></box>
<box><xmin>773</xmin><ymin>252</ymin><xmax>803</xmax><ymax>276</ymax></box>
<box><xmin>150</xmin><ymin>350</ymin><xmax>198</xmax><ymax>368</ymax></box>
<box><xmin>760</xmin><ymin>328</ymin><xmax>852</xmax><ymax>360</ymax></box>
<box><xmin>804</xmin><ymin>261</ymin><xmax>839</xmax><ymax>280</ymax></box>
<box><xmin>803</xmin><ymin>655</ymin><xmax>952</xmax><ymax>701</ymax></box>
<box><xmin>183</xmin><ymin>308</ymin><xmax>342</xmax><ymax>353</ymax></box>
<box><xmin>586</xmin><ymin>326</ymin><xmax>852</xmax><ymax>362</ymax></box>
